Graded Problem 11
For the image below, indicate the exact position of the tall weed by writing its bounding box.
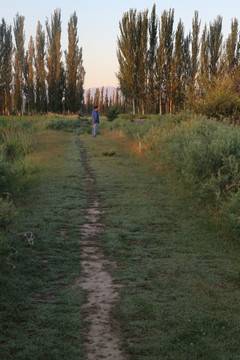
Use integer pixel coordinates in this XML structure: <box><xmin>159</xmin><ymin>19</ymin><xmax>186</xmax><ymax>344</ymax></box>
<box><xmin>0</xmin><ymin>125</ymin><xmax>34</xmax><ymax>228</ymax></box>
<box><xmin>1</xmin><ymin>131</ymin><xmax>32</xmax><ymax>162</ymax></box>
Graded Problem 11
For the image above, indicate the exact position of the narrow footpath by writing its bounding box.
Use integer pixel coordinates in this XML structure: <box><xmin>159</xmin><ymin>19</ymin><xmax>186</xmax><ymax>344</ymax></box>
<box><xmin>76</xmin><ymin>141</ymin><xmax>125</xmax><ymax>359</ymax></box>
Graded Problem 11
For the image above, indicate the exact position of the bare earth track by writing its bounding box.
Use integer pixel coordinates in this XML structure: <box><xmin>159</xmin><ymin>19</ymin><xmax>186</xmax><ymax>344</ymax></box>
<box><xmin>76</xmin><ymin>141</ymin><xmax>125</xmax><ymax>359</ymax></box>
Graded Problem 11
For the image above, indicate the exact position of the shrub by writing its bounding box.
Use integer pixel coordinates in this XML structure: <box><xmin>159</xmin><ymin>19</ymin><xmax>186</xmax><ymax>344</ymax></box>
<box><xmin>105</xmin><ymin>105</ymin><xmax>120</xmax><ymax>122</ymax></box>
<box><xmin>167</xmin><ymin>118</ymin><xmax>240</xmax><ymax>202</ymax></box>
<box><xmin>194</xmin><ymin>76</ymin><xmax>240</xmax><ymax>120</ymax></box>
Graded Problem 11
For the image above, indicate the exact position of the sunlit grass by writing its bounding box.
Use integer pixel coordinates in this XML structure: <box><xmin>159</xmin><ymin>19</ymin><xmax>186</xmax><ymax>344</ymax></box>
<box><xmin>26</xmin><ymin>130</ymin><xmax>72</xmax><ymax>171</ymax></box>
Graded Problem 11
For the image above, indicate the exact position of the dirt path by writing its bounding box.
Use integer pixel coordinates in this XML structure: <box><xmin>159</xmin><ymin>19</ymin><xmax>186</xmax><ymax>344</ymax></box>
<box><xmin>77</xmin><ymin>141</ymin><xmax>125</xmax><ymax>359</ymax></box>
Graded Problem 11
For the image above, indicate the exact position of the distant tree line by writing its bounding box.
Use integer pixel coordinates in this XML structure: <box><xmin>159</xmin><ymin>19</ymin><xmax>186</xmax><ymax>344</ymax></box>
<box><xmin>0</xmin><ymin>9</ymin><xmax>85</xmax><ymax>115</ymax></box>
<box><xmin>117</xmin><ymin>4</ymin><xmax>240</xmax><ymax>115</ymax></box>
<box><xmin>85</xmin><ymin>86</ymin><xmax>131</xmax><ymax>114</ymax></box>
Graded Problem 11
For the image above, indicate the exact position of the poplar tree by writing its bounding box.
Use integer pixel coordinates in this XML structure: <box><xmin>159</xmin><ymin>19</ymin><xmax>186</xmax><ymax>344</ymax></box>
<box><xmin>85</xmin><ymin>88</ymin><xmax>92</xmax><ymax>114</ymax></box>
<box><xmin>24</xmin><ymin>36</ymin><xmax>35</xmax><ymax>115</ymax></box>
<box><xmin>35</xmin><ymin>21</ymin><xmax>47</xmax><ymax>113</ymax></box>
<box><xmin>191</xmin><ymin>11</ymin><xmax>200</xmax><ymax>81</ymax></box>
<box><xmin>115</xmin><ymin>87</ymin><xmax>119</xmax><ymax>105</ymax></box>
<box><xmin>112</xmin><ymin>89</ymin><xmax>115</xmax><ymax>104</ymax></box>
<box><xmin>156</xmin><ymin>15</ymin><xmax>164</xmax><ymax>114</ymax></box>
<box><xmin>170</xmin><ymin>19</ymin><xmax>191</xmax><ymax>113</ymax></box>
<box><xmin>46</xmin><ymin>9</ymin><xmax>65</xmax><ymax>113</ymax></box>
<box><xmin>100</xmin><ymin>86</ymin><xmax>104</xmax><ymax>110</ymax></box>
<box><xmin>13</xmin><ymin>13</ymin><xmax>25</xmax><ymax>115</ymax></box>
<box><xmin>104</xmin><ymin>88</ymin><xmax>109</xmax><ymax>110</ymax></box>
<box><xmin>199</xmin><ymin>24</ymin><xmax>209</xmax><ymax>83</ymax></box>
<box><xmin>183</xmin><ymin>33</ymin><xmax>191</xmax><ymax>106</ymax></box>
<box><xmin>117</xmin><ymin>8</ymin><xmax>153</xmax><ymax>114</ymax></box>
<box><xmin>170</xmin><ymin>19</ymin><xmax>184</xmax><ymax>112</ymax></box>
<box><xmin>136</xmin><ymin>10</ymin><xmax>148</xmax><ymax>114</ymax></box>
<box><xmin>148</xmin><ymin>4</ymin><xmax>158</xmax><ymax>113</ymax></box>
<box><xmin>209</xmin><ymin>16</ymin><xmax>223</xmax><ymax>77</ymax></box>
<box><xmin>188</xmin><ymin>11</ymin><xmax>201</xmax><ymax>105</ymax></box>
<box><xmin>65</xmin><ymin>11</ymin><xmax>85</xmax><ymax>113</ymax></box>
<box><xmin>76</xmin><ymin>45</ymin><xmax>85</xmax><ymax>111</ymax></box>
<box><xmin>0</xmin><ymin>19</ymin><xmax>13</xmax><ymax>115</ymax></box>
<box><xmin>225</xmin><ymin>18</ymin><xmax>239</xmax><ymax>72</ymax></box>
<box><xmin>156</xmin><ymin>9</ymin><xmax>174</xmax><ymax>114</ymax></box>
<box><xmin>93</xmin><ymin>88</ymin><xmax>100</xmax><ymax>106</ymax></box>
<box><xmin>117</xmin><ymin>9</ymin><xmax>138</xmax><ymax>113</ymax></box>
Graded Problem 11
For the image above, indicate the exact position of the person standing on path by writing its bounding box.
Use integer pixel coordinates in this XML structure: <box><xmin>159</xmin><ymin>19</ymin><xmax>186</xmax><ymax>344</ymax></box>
<box><xmin>92</xmin><ymin>105</ymin><xmax>99</xmax><ymax>138</ymax></box>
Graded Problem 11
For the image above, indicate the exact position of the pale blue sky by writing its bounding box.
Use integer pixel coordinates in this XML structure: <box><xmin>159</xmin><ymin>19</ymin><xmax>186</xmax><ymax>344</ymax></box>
<box><xmin>1</xmin><ymin>0</ymin><xmax>240</xmax><ymax>88</ymax></box>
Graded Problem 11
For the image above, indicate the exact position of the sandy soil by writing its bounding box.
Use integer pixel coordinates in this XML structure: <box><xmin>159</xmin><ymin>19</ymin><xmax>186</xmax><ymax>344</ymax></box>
<box><xmin>77</xmin><ymin>143</ymin><xmax>125</xmax><ymax>359</ymax></box>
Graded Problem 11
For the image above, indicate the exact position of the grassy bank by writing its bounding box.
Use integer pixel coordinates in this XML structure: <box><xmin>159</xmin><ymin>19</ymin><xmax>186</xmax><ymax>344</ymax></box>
<box><xmin>81</xmin><ymin>131</ymin><xmax>240</xmax><ymax>359</ymax></box>
<box><xmin>0</xmin><ymin>127</ymin><xmax>86</xmax><ymax>359</ymax></box>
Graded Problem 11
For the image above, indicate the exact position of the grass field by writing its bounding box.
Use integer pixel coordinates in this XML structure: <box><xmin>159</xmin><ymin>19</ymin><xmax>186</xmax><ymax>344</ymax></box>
<box><xmin>1</xmin><ymin>115</ymin><xmax>240</xmax><ymax>359</ymax></box>
<box><xmin>0</xmin><ymin>129</ymin><xmax>86</xmax><ymax>359</ymax></box>
<box><xmin>81</xmin><ymin>130</ymin><xmax>240</xmax><ymax>360</ymax></box>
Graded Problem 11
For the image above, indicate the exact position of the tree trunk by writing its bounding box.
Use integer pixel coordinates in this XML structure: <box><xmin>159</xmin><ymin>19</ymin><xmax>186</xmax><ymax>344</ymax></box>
<box><xmin>169</xmin><ymin>98</ymin><xmax>173</xmax><ymax>114</ymax></box>
<box><xmin>159</xmin><ymin>91</ymin><xmax>162</xmax><ymax>115</ymax></box>
<box><xmin>141</xmin><ymin>101</ymin><xmax>145</xmax><ymax>115</ymax></box>
<box><xmin>132</xmin><ymin>98</ymin><xmax>136</xmax><ymax>114</ymax></box>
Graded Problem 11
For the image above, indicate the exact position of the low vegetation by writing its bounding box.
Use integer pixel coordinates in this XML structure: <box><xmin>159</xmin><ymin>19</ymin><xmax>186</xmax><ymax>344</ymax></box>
<box><xmin>101</xmin><ymin>112</ymin><xmax>240</xmax><ymax>235</ymax></box>
<box><xmin>1</xmin><ymin>112</ymin><xmax>240</xmax><ymax>359</ymax></box>
<box><xmin>0</xmin><ymin>117</ymin><xmax>86</xmax><ymax>359</ymax></box>
<box><xmin>81</xmin><ymin>131</ymin><xmax>240</xmax><ymax>359</ymax></box>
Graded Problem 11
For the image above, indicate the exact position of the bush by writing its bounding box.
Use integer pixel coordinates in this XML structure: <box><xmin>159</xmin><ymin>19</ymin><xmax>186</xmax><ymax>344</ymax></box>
<box><xmin>194</xmin><ymin>76</ymin><xmax>240</xmax><ymax>120</ymax></box>
<box><xmin>105</xmin><ymin>105</ymin><xmax>120</xmax><ymax>122</ymax></box>
<box><xmin>166</xmin><ymin>118</ymin><xmax>240</xmax><ymax>202</ymax></box>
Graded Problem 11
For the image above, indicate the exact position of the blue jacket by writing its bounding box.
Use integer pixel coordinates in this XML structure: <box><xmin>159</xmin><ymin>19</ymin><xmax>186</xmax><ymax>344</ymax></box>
<box><xmin>92</xmin><ymin>110</ymin><xmax>99</xmax><ymax>124</ymax></box>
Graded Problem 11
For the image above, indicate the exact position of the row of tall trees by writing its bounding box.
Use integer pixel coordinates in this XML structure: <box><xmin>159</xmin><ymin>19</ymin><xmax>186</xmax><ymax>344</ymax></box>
<box><xmin>0</xmin><ymin>9</ymin><xmax>85</xmax><ymax>115</ymax></box>
<box><xmin>85</xmin><ymin>87</ymin><xmax>130</xmax><ymax>114</ymax></box>
<box><xmin>117</xmin><ymin>5</ymin><xmax>240</xmax><ymax>114</ymax></box>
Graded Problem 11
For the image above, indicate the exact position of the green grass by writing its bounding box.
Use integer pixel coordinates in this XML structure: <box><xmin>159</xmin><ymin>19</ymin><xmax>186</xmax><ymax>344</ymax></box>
<box><xmin>2</xmin><ymin>114</ymin><xmax>240</xmax><ymax>359</ymax></box>
<box><xmin>0</xmin><ymin>130</ymin><xmax>86</xmax><ymax>359</ymax></box>
<box><xmin>81</xmin><ymin>131</ymin><xmax>240</xmax><ymax>360</ymax></box>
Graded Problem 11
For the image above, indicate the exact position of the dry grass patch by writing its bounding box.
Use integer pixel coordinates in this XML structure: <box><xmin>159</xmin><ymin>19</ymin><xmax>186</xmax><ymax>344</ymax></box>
<box><xmin>26</xmin><ymin>130</ymin><xmax>71</xmax><ymax>170</ymax></box>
